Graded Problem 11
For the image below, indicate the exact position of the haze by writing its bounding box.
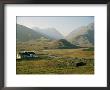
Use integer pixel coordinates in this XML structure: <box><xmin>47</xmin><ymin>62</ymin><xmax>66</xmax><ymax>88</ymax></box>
<box><xmin>17</xmin><ymin>16</ymin><xmax>94</xmax><ymax>36</ymax></box>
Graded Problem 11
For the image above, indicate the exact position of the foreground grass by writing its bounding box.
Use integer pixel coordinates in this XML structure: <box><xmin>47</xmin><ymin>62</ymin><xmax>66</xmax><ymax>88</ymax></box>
<box><xmin>16</xmin><ymin>60</ymin><xmax>94</xmax><ymax>74</ymax></box>
<box><xmin>16</xmin><ymin>48</ymin><xmax>94</xmax><ymax>74</ymax></box>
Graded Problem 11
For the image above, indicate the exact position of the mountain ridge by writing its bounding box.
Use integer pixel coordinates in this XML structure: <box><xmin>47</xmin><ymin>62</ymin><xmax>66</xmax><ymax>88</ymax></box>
<box><xmin>32</xmin><ymin>27</ymin><xmax>64</xmax><ymax>40</ymax></box>
<box><xmin>17</xmin><ymin>23</ymin><xmax>94</xmax><ymax>47</ymax></box>
<box><xmin>66</xmin><ymin>23</ymin><xmax>94</xmax><ymax>47</ymax></box>
<box><xmin>16</xmin><ymin>24</ymin><xmax>50</xmax><ymax>42</ymax></box>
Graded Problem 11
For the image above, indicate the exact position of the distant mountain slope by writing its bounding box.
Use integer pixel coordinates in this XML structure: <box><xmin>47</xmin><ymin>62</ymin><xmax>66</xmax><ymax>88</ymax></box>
<box><xmin>33</xmin><ymin>27</ymin><xmax>64</xmax><ymax>40</ymax></box>
<box><xmin>48</xmin><ymin>39</ymin><xmax>78</xmax><ymax>49</ymax></box>
<box><xmin>66</xmin><ymin>23</ymin><xmax>94</xmax><ymax>47</ymax></box>
<box><xmin>16</xmin><ymin>24</ymin><xmax>50</xmax><ymax>42</ymax></box>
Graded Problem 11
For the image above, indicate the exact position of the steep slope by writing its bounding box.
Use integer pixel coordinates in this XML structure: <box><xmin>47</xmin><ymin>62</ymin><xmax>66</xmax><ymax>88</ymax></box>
<box><xmin>66</xmin><ymin>23</ymin><xmax>94</xmax><ymax>47</ymax></box>
<box><xmin>16</xmin><ymin>24</ymin><xmax>50</xmax><ymax>42</ymax></box>
<box><xmin>33</xmin><ymin>27</ymin><xmax>64</xmax><ymax>40</ymax></box>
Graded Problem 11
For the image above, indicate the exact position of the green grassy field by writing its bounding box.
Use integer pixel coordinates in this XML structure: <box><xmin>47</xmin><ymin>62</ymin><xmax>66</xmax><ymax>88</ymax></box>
<box><xmin>16</xmin><ymin>48</ymin><xmax>94</xmax><ymax>74</ymax></box>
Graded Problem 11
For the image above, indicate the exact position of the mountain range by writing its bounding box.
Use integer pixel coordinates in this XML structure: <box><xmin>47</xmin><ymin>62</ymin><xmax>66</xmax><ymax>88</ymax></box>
<box><xmin>66</xmin><ymin>23</ymin><xmax>94</xmax><ymax>47</ymax></box>
<box><xmin>16</xmin><ymin>24</ymin><xmax>50</xmax><ymax>42</ymax></box>
<box><xmin>16</xmin><ymin>23</ymin><xmax>94</xmax><ymax>47</ymax></box>
<box><xmin>32</xmin><ymin>27</ymin><xmax>64</xmax><ymax>40</ymax></box>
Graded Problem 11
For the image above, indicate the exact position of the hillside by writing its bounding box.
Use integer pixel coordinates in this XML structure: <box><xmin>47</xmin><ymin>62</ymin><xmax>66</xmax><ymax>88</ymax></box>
<box><xmin>66</xmin><ymin>23</ymin><xmax>94</xmax><ymax>47</ymax></box>
<box><xmin>48</xmin><ymin>39</ymin><xmax>78</xmax><ymax>49</ymax></box>
<box><xmin>33</xmin><ymin>27</ymin><xmax>64</xmax><ymax>40</ymax></box>
<box><xmin>17</xmin><ymin>23</ymin><xmax>94</xmax><ymax>48</ymax></box>
<box><xmin>16</xmin><ymin>24</ymin><xmax>50</xmax><ymax>42</ymax></box>
<box><xmin>58</xmin><ymin>39</ymin><xmax>78</xmax><ymax>48</ymax></box>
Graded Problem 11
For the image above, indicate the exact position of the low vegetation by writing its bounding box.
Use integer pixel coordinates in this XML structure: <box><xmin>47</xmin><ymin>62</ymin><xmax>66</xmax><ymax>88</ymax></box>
<box><xmin>16</xmin><ymin>48</ymin><xmax>94</xmax><ymax>74</ymax></box>
<box><xmin>16</xmin><ymin>21</ymin><xmax>94</xmax><ymax>74</ymax></box>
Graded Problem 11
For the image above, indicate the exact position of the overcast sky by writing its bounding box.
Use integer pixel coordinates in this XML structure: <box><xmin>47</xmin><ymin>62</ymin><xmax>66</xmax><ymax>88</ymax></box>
<box><xmin>17</xmin><ymin>16</ymin><xmax>94</xmax><ymax>36</ymax></box>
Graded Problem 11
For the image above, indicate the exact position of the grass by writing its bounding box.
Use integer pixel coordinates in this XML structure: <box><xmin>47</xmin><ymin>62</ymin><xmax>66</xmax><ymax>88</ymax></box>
<box><xmin>16</xmin><ymin>48</ymin><xmax>94</xmax><ymax>74</ymax></box>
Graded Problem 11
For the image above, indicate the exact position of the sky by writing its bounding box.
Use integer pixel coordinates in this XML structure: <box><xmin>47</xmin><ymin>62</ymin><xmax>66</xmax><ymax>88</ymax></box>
<box><xmin>17</xmin><ymin>16</ymin><xmax>94</xmax><ymax>36</ymax></box>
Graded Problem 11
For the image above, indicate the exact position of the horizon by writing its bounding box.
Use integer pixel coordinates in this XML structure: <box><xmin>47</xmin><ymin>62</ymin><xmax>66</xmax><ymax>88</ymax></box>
<box><xmin>17</xmin><ymin>16</ymin><xmax>94</xmax><ymax>36</ymax></box>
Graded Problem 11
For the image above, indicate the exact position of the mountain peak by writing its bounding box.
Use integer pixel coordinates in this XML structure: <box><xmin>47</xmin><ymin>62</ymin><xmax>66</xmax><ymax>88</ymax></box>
<box><xmin>16</xmin><ymin>24</ymin><xmax>50</xmax><ymax>42</ymax></box>
<box><xmin>33</xmin><ymin>27</ymin><xmax>64</xmax><ymax>40</ymax></box>
<box><xmin>66</xmin><ymin>23</ymin><xmax>94</xmax><ymax>47</ymax></box>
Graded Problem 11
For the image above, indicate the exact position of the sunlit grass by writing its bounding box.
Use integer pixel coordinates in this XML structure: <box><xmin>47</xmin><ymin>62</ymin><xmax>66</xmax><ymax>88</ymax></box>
<box><xmin>16</xmin><ymin>48</ymin><xmax>94</xmax><ymax>74</ymax></box>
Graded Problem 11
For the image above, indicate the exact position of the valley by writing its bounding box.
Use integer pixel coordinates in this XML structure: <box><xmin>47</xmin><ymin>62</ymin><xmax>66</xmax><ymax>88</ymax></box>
<box><xmin>16</xmin><ymin>22</ymin><xmax>94</xmax><ymax>74</ymax></box>
<box><xmin>16</xmin><ymin>40</ymin><xmax>94</xmax><ymax>74</ymax></box>
<box><xmin>17</xmin><ymin>48</ymin><xmax>94</xmax><ymax>74</ymax></box>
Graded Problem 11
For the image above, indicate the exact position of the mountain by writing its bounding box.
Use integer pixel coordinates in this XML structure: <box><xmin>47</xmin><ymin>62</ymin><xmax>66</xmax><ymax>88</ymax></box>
<box><xmin>17</xmin><ymin>23</ymin><xmax>94</xmax><ymax>48</ymax></box>
<box><xmin>32</xmin><ymin>27</ymin><xmax>64</xmax><ymax>40</ymax></box>
<box><xmin>16</xmin><ymin>24</ymin><xmax>50</xmax><ymax>42</ymax></box>
<box><xmin>66</xmin><ymin>23</ymin><xmax>94</xmax><ymax>47</ymax></box>
<box><xmin>47</xmin><ymin>39</ymin><xmax>78</xmax><ymax>49</ymax></box>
